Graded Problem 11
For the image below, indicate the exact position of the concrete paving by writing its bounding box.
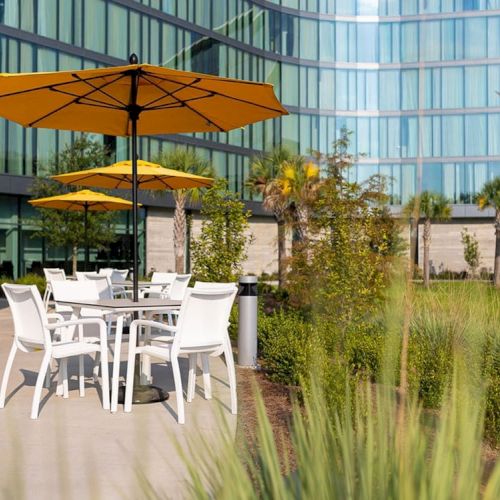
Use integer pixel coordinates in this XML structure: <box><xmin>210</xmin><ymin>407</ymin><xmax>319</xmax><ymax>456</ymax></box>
<box><xmin>0</xmin><ymin>304</ymin><xmax>237</xmax><ymax>499</ymax></box>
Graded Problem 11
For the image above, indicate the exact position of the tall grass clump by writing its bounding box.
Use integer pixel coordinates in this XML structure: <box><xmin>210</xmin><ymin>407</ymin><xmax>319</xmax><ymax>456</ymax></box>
<box><xmin>187</xmin><ymin>272</ymin><xmax>500</xmax><ymax>499</ymax></box>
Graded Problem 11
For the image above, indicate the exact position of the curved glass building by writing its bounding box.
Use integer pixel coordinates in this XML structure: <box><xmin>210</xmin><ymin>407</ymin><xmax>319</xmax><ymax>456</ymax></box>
<box><xmin>0</xmin><ymin>0</ymin><xmax>499</xmax><ymax>275</ymax></box>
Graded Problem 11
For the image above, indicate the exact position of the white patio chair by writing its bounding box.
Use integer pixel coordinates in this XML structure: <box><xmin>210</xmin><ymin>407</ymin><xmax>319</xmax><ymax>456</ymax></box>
<box><xmin>99</xmin><ymin>268</ymin><xmax>129</xmax><ymax>284</ymax></box>
<box><xmin>124</xmin><ymin>288</ymin><xmax>237</xmax><ymax>424</ymax></box>
<box><xmin>42</xmin><ymin>268</ymin><xmax>66</xmax><ymax>310</ymax></box>
<box><xmin>140</xmin><ymin>272</ymin><xmax>177</xmax><ymax>299</ymax></box>
<box><xmin>0</xmin><ymin>284</ymin><xmax>109</xmax><ymax>419</ymax></box>
<box><xmin>82</xmin><ymin>272</ymin><xmax>127</xmax><ymax>299</ymax></box>
<box><xmin>75</xmin><ymin>271</ymin><xmax>98</xmax><ymax>281</ymax></box>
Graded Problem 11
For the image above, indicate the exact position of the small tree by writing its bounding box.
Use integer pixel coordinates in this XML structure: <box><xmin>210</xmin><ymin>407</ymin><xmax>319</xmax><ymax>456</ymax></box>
<box><xmin>477</xmin><ymin>177</ymin><xmax>500</xmax><ymax>287</ymax></box>
<box><xmin>30</xmin><ymin>135</ymin><xmax>117</xmax><ymax>274</ymax></box>
<box><xmin>152</xmin><ymin>148</ymin><xmax>213</xmax><ymax>273</ymax></box>
<box><xmin>404</xmin><ymin>192</ymin><xmax>451</xmax><ymax>288</ymax></box>
<box><xmin>461</xmin><ymin>228</ymin><xmax>481</xmax><ymax>278</ymax></box>
<box><xmin>191</xmin><ymin>179</ymin><xmax>253</xmax><ymax>282</ymax></box>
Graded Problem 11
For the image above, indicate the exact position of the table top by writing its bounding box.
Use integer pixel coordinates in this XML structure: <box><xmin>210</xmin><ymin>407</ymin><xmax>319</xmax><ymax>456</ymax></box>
<box><xmin>112</xmin><ymin>281</ymin><xmax>169</xmax><ymax>287</ymax></box>
<box><xmin>57</xmin><ymin>298</ymin><xmax>181</xmax><ymax>312</ymax></box>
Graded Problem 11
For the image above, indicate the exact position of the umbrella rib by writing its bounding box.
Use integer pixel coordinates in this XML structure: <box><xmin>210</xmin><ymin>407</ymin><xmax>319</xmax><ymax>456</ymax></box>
<box><xmin>139</xmin><ymin>77</ymin><xmax>202</xmax><ymax>109</ymax></box>
<box><xmin>27</xmin><ymin>73</ymin><xmax>129</xmax><ymax>127</ymax></box>
<box><xmin>140</xmin><ymin>74</ymin><xmax>225</xmax><ymax>132</ymax></box>
<box><xmin>144</xmin><ymin>71</ymin><xmax>285</xmax><ymax>115</ymax></box>
<box><xmin>50</xmin><ymin>88</ymin><xmax>123</xmax><ymax>110</ymax></box>
<box><xmin>72</xmin><ymin>73</ymin><xmax>129</xmax><ymax>108</ymax></box>
<box><xmin>147</xmin><ymin>95</ymin><xmax>215</xmax><ymax>111</ymax></box>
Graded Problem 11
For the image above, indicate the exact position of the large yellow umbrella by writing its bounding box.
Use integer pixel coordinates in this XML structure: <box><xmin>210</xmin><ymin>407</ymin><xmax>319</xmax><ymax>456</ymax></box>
<box><xmin>29</xmin><ymin>189</ymin><xmax>140</xmax><ymax>271</ymax></box>
<box><xmin>0</xmin><ymin>53</ymin><xmax>287</xmax><ymax>303</ymax></box>
<box><xmin>52</xmin><ymin>159</ymin><xmax>213</xmax><ymax>190</ymax></box>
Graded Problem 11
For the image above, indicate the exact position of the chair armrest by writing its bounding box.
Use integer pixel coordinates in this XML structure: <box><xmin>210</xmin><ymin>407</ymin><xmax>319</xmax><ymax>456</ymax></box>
<box><xmin>45</xmin><ymin>318</ymin><xmax>108</xmax><ymax>344</ymax></box>
<box><xmin>130</xmin><ymin>319</ymin><xmax>177</xmax><ymax>333</ymax></box>
<box><xmin>46</xmin><ymin>313</ymin><xmax>65</xmax><ymax>323</ymax></box>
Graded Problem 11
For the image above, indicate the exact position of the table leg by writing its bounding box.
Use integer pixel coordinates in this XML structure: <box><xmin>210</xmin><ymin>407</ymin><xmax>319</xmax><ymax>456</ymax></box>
<box><xmin>110</xmin><ymin>314</ymin><xmax>124</xmax><ymax>413</ymax></box>
<box><xmin>141</xmin><ymin>311</ymin><xmax>153</xmax><ymax>384</ymax></box>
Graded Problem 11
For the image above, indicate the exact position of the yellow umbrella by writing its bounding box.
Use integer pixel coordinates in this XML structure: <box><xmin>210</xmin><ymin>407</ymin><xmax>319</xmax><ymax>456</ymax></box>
<box><xmin>0</xmin><ymin>53</ymin><xmax>286</xmax><ymax>303</ymax></box>
<box><xmin>29</xmin><ymin>189</ymin><xmax>140</xmax><ymax>270</ymax></box>
<box><xmin>52</xmin><ymin>159</ymin><xmax>213</xmax><ymax>190</ymax></box>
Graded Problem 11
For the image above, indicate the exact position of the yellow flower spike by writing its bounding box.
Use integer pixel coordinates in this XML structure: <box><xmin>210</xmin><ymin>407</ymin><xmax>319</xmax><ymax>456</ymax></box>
<box><xmin>305</xmin><ymin>161</ymin><xmax>319</xmax><ymax>179</ymax></box>
<box><xmin>282</xmin><ymin>162</ymin><xmax>296</xmax><ymax>180</ymax></box>
<box><xmin>281</xmin><ymin>178</ymin><xmax>291</xmax><ymax>195</ymax></box>
<box><xmin>478</xmin><ymin>196</ymin><xmax>487</xmax><ymax>210</ymax></box>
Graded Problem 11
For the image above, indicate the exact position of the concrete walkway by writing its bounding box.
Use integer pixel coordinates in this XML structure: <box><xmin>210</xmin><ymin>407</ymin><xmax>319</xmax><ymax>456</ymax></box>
<box><xmin>0</xmin><ymin>305</ymin><xmax>236</xmax><ymax>499</ymax></box>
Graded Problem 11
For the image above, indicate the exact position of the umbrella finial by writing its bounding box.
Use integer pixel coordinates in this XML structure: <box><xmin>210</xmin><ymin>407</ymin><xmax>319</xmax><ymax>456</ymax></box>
<box><xmin>129</xmin><ymin>53</ymin><xmax>139</xmax><ymax>64</ymax></box>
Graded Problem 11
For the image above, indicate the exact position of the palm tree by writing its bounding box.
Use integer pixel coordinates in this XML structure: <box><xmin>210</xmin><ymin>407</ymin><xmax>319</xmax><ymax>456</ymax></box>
<box><xmin>404</xmin><ymin>191</ymin><xmax>451</xmax><ymax>287</ymax></box>
<box><xmin>477</xmin><ymin>177</ymin><xmax>500</xmax><ymax>287</ymax></box>
<box><xmin>152</xmin><ymin>148</ymin><xmax>213</xmax><ymax>273</ymax></box>
<box><xmin>247</xmin><ymin>147</ymin><xmax>292</xmax><ymax>287</ymax></box>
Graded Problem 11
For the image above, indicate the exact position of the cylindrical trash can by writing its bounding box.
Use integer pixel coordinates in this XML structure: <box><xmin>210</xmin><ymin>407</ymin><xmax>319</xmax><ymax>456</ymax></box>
<box><xmin>238</xmin><ymin>275</ymin><xmax>258</xmax><ymax>367</ymax></box>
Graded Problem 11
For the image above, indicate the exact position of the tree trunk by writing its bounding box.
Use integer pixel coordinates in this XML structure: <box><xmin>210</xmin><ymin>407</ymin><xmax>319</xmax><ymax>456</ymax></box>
<box><xmin>72</xmin><ymin>245</ymin><xmax>78</xmax><ymax>276</ymax></box>
<box><xmin>494</xmin><ymin>211</ymin><xmax>500</xmax><ymax>288</ymax></box>
<box><xmin>173</xmin><ymin>193</ymin><xmax>187</xmax><ymax>274</ymax></box>
<box><xmin>277</xmin><ymin>217</ymin><xmax>286</xmax><ymax>288</ymax></box>
<box><xmin>423</xmin><ymin>219</ymin><xmax>431</xmax><ymax>288</ymax></box>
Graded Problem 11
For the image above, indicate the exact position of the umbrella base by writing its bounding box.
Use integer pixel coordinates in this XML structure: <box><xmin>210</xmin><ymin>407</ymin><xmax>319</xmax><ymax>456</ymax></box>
<box><xmin>117</xmin><ymin>384</ymin><xmax>169</xmax><ymax>405</ymax></box>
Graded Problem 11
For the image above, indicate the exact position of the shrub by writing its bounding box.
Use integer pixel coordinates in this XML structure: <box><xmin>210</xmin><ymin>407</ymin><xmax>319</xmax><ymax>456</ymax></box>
<box><xmin>15</xmin><ymin>273</ymin><xmax>46</xmax><ymax>295</ymax></box>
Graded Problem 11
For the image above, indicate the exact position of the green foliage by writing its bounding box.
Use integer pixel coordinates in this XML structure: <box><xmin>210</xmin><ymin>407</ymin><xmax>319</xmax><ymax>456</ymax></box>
<box><xmin>14</xmin><ymin>273</ymin><xmax>46</xmax><ymax>295</ymax></box>
<box><xmin>477</xmin><ymin>176</ymin><xmax>500</xmax><ymax>212</ymax></box>
<box><xmin>191</xmin><ymin>179</ymin><xmax>253</xmax><ymax>282</ymax></box>
<box><xmin>30</xmin><ymin>135</ymin><xmax>117</xmax><ymax>255</ymax></box>
<box><xmin>404</xmin><ymin>191</ymin><xmax>452</xmax><ymax>222</ymax></box>
<box><xmin>187</xmin><ymin>376</ymin><xmax>500</xmax><ymax>500</ymax></box>
<box><xmin>461</xmin><ymin>228</ymin><xmax>481</xmax><ymax>277</ymax></box>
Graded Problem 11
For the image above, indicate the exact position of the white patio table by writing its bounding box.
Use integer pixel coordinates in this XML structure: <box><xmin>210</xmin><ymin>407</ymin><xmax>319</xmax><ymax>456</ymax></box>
<box><xmin>56</xmin><ymin>297</ymin><xmax>181</xmax><ymax>413</ymax></box>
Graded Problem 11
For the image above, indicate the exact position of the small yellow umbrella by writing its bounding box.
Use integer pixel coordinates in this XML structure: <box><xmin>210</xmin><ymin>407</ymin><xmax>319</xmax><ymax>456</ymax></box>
<box><xmin>52</xmin><ymin>159</ymin><xmax>213</xmax><ymax>190</ymax></box>
<box><xmin>29</xmin><ymin>189</ymin><xmax>141</xmax><ymax>270</ymax></box>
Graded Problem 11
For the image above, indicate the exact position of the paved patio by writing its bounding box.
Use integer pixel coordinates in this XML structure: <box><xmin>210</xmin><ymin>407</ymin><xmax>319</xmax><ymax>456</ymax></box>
<box><xmin>0</xmin><ymin>301</ymin><xmax>237</xmax><ymax>499</ymax></box>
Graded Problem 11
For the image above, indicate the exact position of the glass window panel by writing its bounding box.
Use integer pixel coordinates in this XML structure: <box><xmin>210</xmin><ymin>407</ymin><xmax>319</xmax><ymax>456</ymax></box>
<box><xmin>465</xmin><ymin>115</ymin><xmax>487</xmax><ymax>156</ymax></box>
<box><xmin>488</xmin><ymin>114</ymin><xmax>500</xmax><ymax>155</ymax></box>
<box><xmin>442</xmin><ymin>67</ymin><xmax>463</xmax><ymax>109</ymax></box>
<box><xmin>38</xmin><ymin>0</ymin><xmax>57</xmax><ymax>38</ymax></box>
<box><xmin>379</xmin><ymin>118</ymin><xmax>388</xmax><ymax>158</ymax></box>
<box><xmin>442</xmin><ymin>115</ymin><xmax>464</xmax><ymax>157</ymax></box>
<box><xmin>379</xmin><ymin>24</ymin><xmax>392</xmax><ymax>64</ymax></box>
<box><xmin>282</xmin><ymin>64</ymin><xmax>299</xmax><ymax>106</ymax></box>
<box><xmin>401</xmin><ymin>22</ymin><xmax>418</xmax><ymax>62</ymax></box>
<box><xmin>357</xmin><ymin>23</ymin><xmax>378</xmax><ymax>63</ymax></box>
<box><xmin>443</xmin><ymin>163</ymin><xmax>456</xmax><ymax>202</ymax></box>
<box><xmin>300</xmin><ymin>18</ymin><xmax>318</xmax><ymax>59</ymax></box>
<box><xmin>441</xmin><ymin>20</ymin><xmax>455</xmax><ymax>61</ymax></box>
<box><xmin>307</xmin><ymin>68</ymin><xmax>318</xmax><ymax>108</ymax></box>
<box><xmin>433</xmin><ymin>116</ymin><xmax>441</xmax><ymax>157</ymax></box>
<box><xmin>319</xmin><ymin>68</ymin><xmax>334</xmax><ymax>109</ymax></box>
<box><xmin>465</xmin><ymin>18</ymin><xmax>486</xmax><ymax>59</ymax></box>
<box><xmin>59</xmin><ymin>0</ymin><xmax>73</xmax><ymax>44</ymax></box>
<box><xmin>335</xmin><ymin>22</ymin><xmax>348</xmax><ymax>62</ymax></box>
<box><xmin>357</xmin><ymin>72</ymin><xmax>366</xmax><ymax>110</ymax></box>
<box><xmin>20</xmin><ymin>0</ymin><xmax>34</xmax><ymax>32</ymax></box>
<box><xmin>357</xmin><ymin>118</ymin><xmax>370</xmax><ymax>156</ymax></box>
<box><xmin>402</xmin><ymin>70</ymin><xmax>418</xmax><ymax>110</ymax></box>
<box><xmin>379</xmin><ymin>71</ymin><xmax>400</xmax><ymax>110</ymax></box>
<box><xmin>366</xmin><ymin>71</ymin><xmax>378</xmax><ymax>110</ymax></box>
<box><xmin>422</xmin><ymin>164</ymin><xmax>443</xmax><ymax>193</ymax></box>
<box><xmin>195</xmin><ymin>0</ymin><xmax>210</xmax><ymax>29</ymax></box>
<box><xmin>387</xmin><ymin>118</ymin><xmax>401</xmax><ymax>158</ymax></box>
<box><xmin>402</xmin><ymin>164</ymin><xmax>416</xmax><ymax>203</ymax></box>
<box><xmin>465</xmin><ymin>66</ymin><xmax>486</xmax><ymax>108</ymax></box>
<box><xmin>455</xmin><ymin>19</ymin><xmax>464</xmax><ymax>60</ymax></box>
<box><xmin>2</xmin><ymin>0</ymin><xmax>19</xmax><ymax>28</ymax></box>
<box><xmin>488</xmin><ymin>17</ymin><xmax>500</xmax><ymax>58</ymax></box>
<box><xmin>488</xmin><ymin>65</ymin><xmax>500</xmax><ymax>107</ymax></box>
<box><xmin>84</xmin><ymin>0</ymin><xmax>105</xmax><ymax>53</ymax></box>
<box><xmin>420</xmin><ymin>21</ymin><xmax>440</xmax><ymax>61</ymax></box>
<box><xmin>107</xmin><ymin>3</ymin><xmax>128</xmax><ymax>59</ymax></box>
<box><xmin>319</xmin><ymin>21</ymin><xmax>334</xmax><ymax>62</ymax></box>
<box><xmin>37</xmin><ymin>47</ymin><xmax>57</xmax><ymax>71</ymax></box>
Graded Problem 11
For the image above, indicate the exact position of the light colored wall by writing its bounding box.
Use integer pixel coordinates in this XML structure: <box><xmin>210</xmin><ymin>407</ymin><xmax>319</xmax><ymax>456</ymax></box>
<box><xmin>145</xmin><ymin>207</ymin><xmax>280</xmax><ymax>276</ymax></box>
<box><xmin>417</xmin><ymin>220</ymin><xmax>496</xmax><ymax>274</ymax></box>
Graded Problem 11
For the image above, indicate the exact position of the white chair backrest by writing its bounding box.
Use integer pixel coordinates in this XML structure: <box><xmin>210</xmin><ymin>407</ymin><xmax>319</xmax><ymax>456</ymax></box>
<box><xmin>78</xmin><ymin>274</ymin><xmax>113</xmax><ymax>300</ymax></box>
<box><xmin>2</xmin><ymin>284</ymin><xmax>50</xmax><ymax>348</ymax></box>
<box><xmin>194</xmin><ymin>281</ymin><xmax>238</xmax><ymax>291</ymax></box>
<box><xmin>76</xmin><ymin>271</ymin><xmax>98</xmax><ymax>281</ymax></box>
<box><xmin>151</xmin><ymin>272</ymin><xmax>177</xmax><ymax>284</ymax></box>
<box><xmin>43</xmin><ymin>268</ymin><xmax>66</xmax><ymax>282</ymax></box>
<box><xmin>51</xmin><ymin>280</ymin><xmax>99</xmax><ymax>303</ymax></box>
<box><xmin>99</xmin><ymin>268</ymin><xmax>128</xmax><ymax>283</ymax></box>
<box><xmin>173</xmin><ymin>289</ymin><xmax>236</xmax><ymax>350</ymax></box>
<box><xmin>169</xmin><ymin>274</ymin><xmax>191</xmax><ymax>300</ymax></box>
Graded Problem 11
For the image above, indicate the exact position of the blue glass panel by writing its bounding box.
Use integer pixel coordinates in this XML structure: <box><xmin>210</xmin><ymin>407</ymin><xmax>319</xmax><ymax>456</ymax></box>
<box><xmin>442</xmin><ymin>115</ymin><xmax>464</xmax><ymax>157</ymax></box>
<box><xmin>441</xmin><ymin>20</ymin><xmax>455</xmax><ymax>61</ymax></box>
<box><xmin>465</xmin><ymin>66</ymin><xmax>486</xmax><ymax>108</ymax></box>
<box><xmin>402</xmin><ymin>70</ymin><xmax>418</xmax><ymax>110</ymax></box>
<box><xmin>420</xmin><ymin>21</ymin><xmax>441</xmax><ymax>61</ymax></box>
<box><xmin>401</xmin><ymin>23</ymin><xmax>418</xmax><ymax>62</ymax></box>
<box><xmin>422</xmin><ymin>164</ymin><xmax>443</xmax><ymax>193</ymax></box>
<box><xmin>442</xmin><ymin>67</ymin><xmax>464</xmax><ymax>108</ymax></box>
<box><xmin>488</xmin><ymin>114</ymin><xmax>500</xmax><ymax>155</ymax></box>
<box><xmin>379</xmin><ymin>71</ymin><xmax>400</xmax><ymax>111</ymax></box>
<box><xmin>356</xmin><ymin>23</ymin><xmax>378</xmax><ymax>63</ymax></box>
<box><xmin>465</xmin><ymin>115</ymin><xmax>487</xmax><ymax>156</ymax></box>
<box><xmin>488</xmin><ymin>17</ymin><xmax>500</xmax><ymax>58</ymax></box>
<box><xmin>465</xmin><ymin>18</ymin><xmax>486</xmax><ymax>59</ymax></box>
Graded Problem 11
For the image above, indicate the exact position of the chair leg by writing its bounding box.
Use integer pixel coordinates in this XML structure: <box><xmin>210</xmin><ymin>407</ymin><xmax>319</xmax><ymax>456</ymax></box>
<box><xmin>79</xmin><ymin>355</ymin><xmax>85</xmax><ymax>397</ymax></box>
<box><xmin>0</xmin><ymin>342</ymin><xmax>17</xmax><ymax>409</ymax></box>
<box><xmin>44</xmin><ymin>361</ymin><xmax>52</xmax><ymax>389</ymax></box>
<box><xmin>93</xmin><ymin>352</ymin><xmax>101</xmax><ymax>382</ymax></box>
<box><xmin>187</xmin><ymin>354</ymin><xmax>196</xmax><ymax>403</ymax></box>
<box><xmin>201</xmin><ymin>353</ymin><xmax>212</xmax><ymax>400</ymax></box>
<box><xmin>124</xmin><ymin>343</ymin><xmax>136</xmax><ymax>413</ymax></box>
<box><xmin>31</xmin><ymin>352</ymin><xmax>51</xmax><ymax>420</ymax></box>
<box><xmin>56</xmin><ymin>359</ymin><xmax>64</xmax><ymax>396</ymax></box>
<box><xmin>100</xmin><ymin>346</ymin><xmax>110</xmax><ymax>411</ymax></box>
<box><xmin>224</xmin><ymin>341</ymin><xmax>237</xmax><ymax>415</ymax></box>
<box><xmin>61</xmin><ymin>359</ymin><xmax>69</xmax><ymax>399</ymax></box>
<box><xmin>171</xmin><ymin>355</ymin><xmax>185</xmax><ymax>424</ymax></box>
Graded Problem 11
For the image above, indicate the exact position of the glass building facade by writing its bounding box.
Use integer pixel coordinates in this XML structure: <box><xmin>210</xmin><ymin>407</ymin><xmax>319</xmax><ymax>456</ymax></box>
<box><xmin>0</xmin><ymin>0</ymin><xmax>500</xmax><ymax>276</ymax></box>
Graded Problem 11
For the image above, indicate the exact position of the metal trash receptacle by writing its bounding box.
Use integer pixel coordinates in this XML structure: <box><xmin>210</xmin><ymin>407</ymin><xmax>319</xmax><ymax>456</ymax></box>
<box><xmin>238</xmin><ymin>275</ymin><xmax>258</xmax><ymax>367</ymax></box>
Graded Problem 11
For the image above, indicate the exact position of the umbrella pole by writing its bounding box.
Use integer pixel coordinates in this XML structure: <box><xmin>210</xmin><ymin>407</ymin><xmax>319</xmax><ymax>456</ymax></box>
<box><xmin>117</xmin><ymin>57</ymin><xmax>168</xmax><ymax>406</ymax></box>
<box><xmin>84</xmin><ymin>204</ymin><xmax>89</xmax><ymax>272</ymax></box>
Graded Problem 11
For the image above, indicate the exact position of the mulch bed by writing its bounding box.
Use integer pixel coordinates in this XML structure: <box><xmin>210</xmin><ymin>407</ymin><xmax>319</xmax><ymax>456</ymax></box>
<box><xmin>236</xmin><ymin>366</ymin><xmax>296</xmax><ymax>473</ymax></box>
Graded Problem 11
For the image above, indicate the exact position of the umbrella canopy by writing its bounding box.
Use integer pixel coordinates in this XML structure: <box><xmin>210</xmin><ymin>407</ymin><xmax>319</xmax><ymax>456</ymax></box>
<box><xmin>0</xmin><ymin>62</ymin><xmax>288</xmax><ymax>135</ymax></box>
<box><xmin>29</xmin><ymin>189</ymin><xmax>138</xmax><ymax>211</ymax></box>
<box><xmin>0</xmin><ymin>53</ymin><xmax>287</xmax><ymax>305</ymax></box>
<box><xmin>52</xmin><ymin>159</ymin><xmax>213</xmax><ymax>190</ymax></box>
<box><xmin>29</xmin><ymin>189</ymin><xmax>140</xmax><ymax>271</ymax></box>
